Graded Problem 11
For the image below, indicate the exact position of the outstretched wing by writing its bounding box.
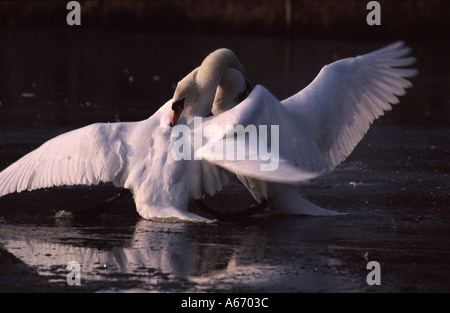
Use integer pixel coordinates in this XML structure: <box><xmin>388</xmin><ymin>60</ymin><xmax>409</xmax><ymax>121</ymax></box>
<box><xmin>195</xmin><ymin>85</ymin><xmax>328</xmax><ymax>184</ymax></box>
<box><xmin>282</xmin><ymin>41</ymin><xmax>417</xmax><ymax>170</ymax></box>
<box><xmin>0</xmin><ymin>122</ymin><xmax>127</xmax><ymax>197</ymax></box>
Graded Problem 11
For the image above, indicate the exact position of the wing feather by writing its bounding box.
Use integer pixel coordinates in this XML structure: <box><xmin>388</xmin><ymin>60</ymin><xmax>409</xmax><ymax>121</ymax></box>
<box><xmin>282</xmin><ymin>41</ymin><xmax>417</xmax><ymax>169</ymax></box>
<box><xmin>0</xmin><ymin>123</ymin><xmax>126</xmax><ymax>197</ymax></box>
<box><xmin>197</xmin><ymin>85</ymin><xmax>328</xmax><ymax>184</ymax></box>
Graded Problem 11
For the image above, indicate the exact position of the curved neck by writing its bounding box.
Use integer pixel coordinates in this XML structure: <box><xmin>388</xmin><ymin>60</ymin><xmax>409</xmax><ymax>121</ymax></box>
<box><xmin>172</xmin><ymin>49</ymin><xmax>246</xmax><ymax>122</ymax></box>
<box><xmin>212</xmin><ymin>68</ymin><xmax>247</xmax><ymax>115</ymax></box>
<box><xmin>193</xmin><ymin>49</ymin><xmax>246</xmax><ymax>115</ymax></box>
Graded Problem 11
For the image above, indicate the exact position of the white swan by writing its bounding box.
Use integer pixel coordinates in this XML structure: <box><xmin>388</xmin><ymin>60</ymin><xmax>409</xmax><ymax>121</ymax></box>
<box><xmin>199</xmin><ymin>41</ymin><xmax>417</xmax><ymax>216</ymax></box>
<box><xmin>0</xmin><ymin>48</ymin><xmax>318</xmax><ymax>221</ymax></box>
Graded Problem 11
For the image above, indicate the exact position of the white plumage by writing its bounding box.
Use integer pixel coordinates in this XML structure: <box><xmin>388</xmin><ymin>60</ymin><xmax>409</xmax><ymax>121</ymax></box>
<box><xmin>282</xmin><ymin>41</ymin><xmax>417</xmax><ymax>170</ymax></box>
<box><xmin>0</xmin><ymin>123</ymin><xmax>125</xmax><ymax>195</ymax></box>
<box><xmin>207</xmin><ymin>41</ymin><xmax>416</xmax><ymax>215</ymax></box>
<box><xmin>0</xmin><ymin>42</ymin><xmax>416</xmax><ymax>220</ymax></box>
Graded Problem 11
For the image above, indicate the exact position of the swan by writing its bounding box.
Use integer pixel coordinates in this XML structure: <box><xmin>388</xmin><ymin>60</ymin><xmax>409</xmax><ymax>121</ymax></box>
<box><xmin>0</xmin><ymin>48</ymin><xmax>318</xmax><ymax>221</ymax></box>
<box><xmin>195</xmin><ymin>41</ymin><xmax>417</xmax><ymax>216</ymax></box>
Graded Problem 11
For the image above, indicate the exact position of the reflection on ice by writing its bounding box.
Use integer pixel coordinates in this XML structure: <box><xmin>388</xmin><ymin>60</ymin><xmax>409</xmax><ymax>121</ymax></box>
<box><xmin>0</xmin><ymin>216</ymin><xmax>366</xmax><ymax>292</ymax></box>
<box><xmin>2</xmin><ymin>221</ymin><xmax>207</xmax><ymax>278</ymax></box>
<box><xmin>0</xmin><ymin>219</ymin><xmax>272</xmax><ymax>291</ymax></box>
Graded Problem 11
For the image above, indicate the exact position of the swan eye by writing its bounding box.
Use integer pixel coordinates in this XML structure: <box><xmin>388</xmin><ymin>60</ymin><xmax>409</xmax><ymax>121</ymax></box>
<box><xmin>172</xmin><ymin>98</ymin><xmax>185</xmax><ymax>111</ymax></box>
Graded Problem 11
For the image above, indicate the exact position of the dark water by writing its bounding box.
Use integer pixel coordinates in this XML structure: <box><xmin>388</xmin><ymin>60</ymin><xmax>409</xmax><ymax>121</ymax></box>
<box><xmin>0</xmin><ymin>31</ymin><xmax>449</xmax><ymax>292</ymax></box>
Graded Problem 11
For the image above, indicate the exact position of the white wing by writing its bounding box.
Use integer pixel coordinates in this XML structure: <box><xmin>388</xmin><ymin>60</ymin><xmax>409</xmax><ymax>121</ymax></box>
<box><xmin>196</xmin><ymin>85</ymin><xmax>328</xmax><ymax>184</ymax></box>
<box><xmin>282</xmin><ymin>41</ymin><xmax>417</xmax><ymax>170</ymax></box>
<box><xmin>0</xmin><ymin>122</ymin><xmax>127</xmax><ymax>197</ymax></box>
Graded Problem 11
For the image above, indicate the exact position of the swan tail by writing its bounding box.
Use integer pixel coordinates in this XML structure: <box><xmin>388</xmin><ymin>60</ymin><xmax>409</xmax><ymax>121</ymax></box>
<box><xmin>269</xmin><ymin>183</ymin><xmax>341</xmax><ymax>216</ymax></box>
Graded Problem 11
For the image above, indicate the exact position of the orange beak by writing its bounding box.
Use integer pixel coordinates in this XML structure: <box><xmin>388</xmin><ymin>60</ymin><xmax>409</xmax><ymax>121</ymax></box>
<box><xmin>169</xmin><ymin>103</ymin><xmax>183</xmax><ymax>127</ymax></box>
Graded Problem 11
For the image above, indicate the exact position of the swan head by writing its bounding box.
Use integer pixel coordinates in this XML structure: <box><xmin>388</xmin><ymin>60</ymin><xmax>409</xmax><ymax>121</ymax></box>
<box><xmin>169</xmin><ymin>48</ymin><xmax>249</xmax><ymax>127</ymax></box>
<box><xmin>169</xmin><ymin>98</ymin><xmax>185</xmax><ymax>127</ymax></box>
<box><xmin>169</xmin><ymin>68</ymin><xmax>198</xmax><ymax>127</ymax></box>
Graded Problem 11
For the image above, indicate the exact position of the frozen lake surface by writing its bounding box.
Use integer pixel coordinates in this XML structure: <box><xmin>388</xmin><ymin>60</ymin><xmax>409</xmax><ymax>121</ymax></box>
<box><xmin>0</xmin><ymin>31</ymin><xmax>449</xmax><ymax>292</ymax></box>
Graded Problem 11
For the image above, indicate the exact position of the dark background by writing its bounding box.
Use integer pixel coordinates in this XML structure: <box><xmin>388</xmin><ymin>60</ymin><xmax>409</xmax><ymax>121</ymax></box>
<box><xmin>0</xmin><ymin>0</ymin><xmax>449</xmax><ymax>40</ymax></box>
<box><xmin>0</xmin><ymin>0</ymin><xmax>449</xmax><ymax>127</ymax></box>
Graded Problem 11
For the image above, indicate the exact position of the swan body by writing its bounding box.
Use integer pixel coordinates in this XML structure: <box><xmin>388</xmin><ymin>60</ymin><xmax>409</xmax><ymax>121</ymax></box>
<box><xmin>0</xmin><ymin>104</ymin><xmax>217</xmax><ymax>221</ymax></box>
<box><xmin>0</xmin><ymin>42</ymin><xmax>417</xmax><ymax>220</ymax></box>
<box><xmin>0</xmin><ymin>48</ymin><xmax>320</xmax><ymax>221</ymax></box>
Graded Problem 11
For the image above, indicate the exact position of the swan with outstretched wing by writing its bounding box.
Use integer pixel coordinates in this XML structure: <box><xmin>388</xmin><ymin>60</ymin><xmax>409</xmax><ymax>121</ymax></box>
<box><xmin>0</xmin><ymin>48</ymin><xmax>323</xmax><ymax>221</ymax></box>
<box><xmin>200</xmin><ymin>41</ymin><xmax>417</xmax><ymax>215</ymax></box>
<box><xmin>0</xmin><ymin>43</ymin><xmax>416</xmax><ymax>220</ymax></box>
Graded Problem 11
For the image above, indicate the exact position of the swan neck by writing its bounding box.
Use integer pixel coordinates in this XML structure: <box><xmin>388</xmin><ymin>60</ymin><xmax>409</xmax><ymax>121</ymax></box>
<box><xmin>194</xmin><ymin>49</ymin><xmax>245</xmax><ymax>115</ymax></box>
